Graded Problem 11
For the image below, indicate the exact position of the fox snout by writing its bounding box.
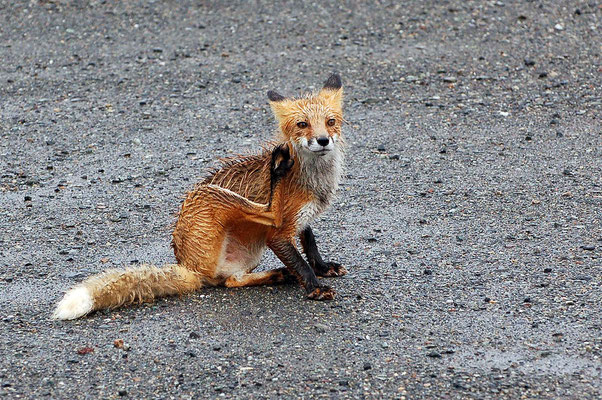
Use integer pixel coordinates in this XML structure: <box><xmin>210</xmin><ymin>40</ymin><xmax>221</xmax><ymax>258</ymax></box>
<box><xmin>300</xmin><ymin>119</ymin><xmax>339</xmax><ymax>154</ymax></box>
<box><xmin>316</xmin><ymin>137</ymin><xmax>330</xmax><ymax>147</ymax></box>
<box><xmin>304</xmin><ymin>135</ymin><xmax>335</xmax><ymax>154</ymax></box>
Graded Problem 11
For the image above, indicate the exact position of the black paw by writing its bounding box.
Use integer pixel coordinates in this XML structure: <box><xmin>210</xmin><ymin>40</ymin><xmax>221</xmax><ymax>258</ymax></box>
<box><xmin>271</xmin><ymin>144</ymin><xmax>294</xmax><ymax>181</ymax></box>
<box><xmin>307</xmin><ymin>285</ymin><xmax>336</xmax><ymax>300</ymax></box>
<box><xmin>315</xmin><ymin>262</ymin><xmax>348</xmax><ymax>278</ymax></box>
<box><xmin>280</xmin><ymin>269</ymin><xmax>299</xmax><ymax>284</ymax></box>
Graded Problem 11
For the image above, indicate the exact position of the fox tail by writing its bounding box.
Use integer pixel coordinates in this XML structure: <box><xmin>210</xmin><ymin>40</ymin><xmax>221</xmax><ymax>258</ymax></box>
<box><xmin>52</xmin><ymin>263</ymin><xmax>202</xmax><ymax>320</ymax></box>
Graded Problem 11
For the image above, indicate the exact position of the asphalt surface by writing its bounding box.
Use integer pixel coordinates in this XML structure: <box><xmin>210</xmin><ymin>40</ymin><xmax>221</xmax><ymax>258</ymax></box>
<box><xmin>1</xmin><ymin>1</ymin><xmax>601</xmax><ymax>398</ymax></box>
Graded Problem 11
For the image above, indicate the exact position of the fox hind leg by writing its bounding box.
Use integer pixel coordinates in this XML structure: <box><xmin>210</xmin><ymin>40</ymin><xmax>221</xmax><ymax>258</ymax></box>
<box><xmin>174</xmin><ymin>185</ymin><xmax>279</xmax><ymax>270</ymax></box>
<box><xmin>204</xmin><ymin>185</ymin><xmax>277</xmax><ymax>227</ymax></box>
<box><xmin>224</xmin><ymin>268</ymin><xmax>296</xmax><ymax>288</ymax></box>
<box><xmin>270</xmin><ymin>143</ymin><xmax>294</xmax><ymax>182</ymax></box>
<box><xmin>268</xmin><ymin>144</ymin><xmax>294</xmax><ymax>211</ymax></box>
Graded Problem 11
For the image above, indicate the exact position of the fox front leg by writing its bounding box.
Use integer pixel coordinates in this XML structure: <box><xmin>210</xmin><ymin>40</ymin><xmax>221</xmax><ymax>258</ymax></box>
<box><xmin>269</xmin><ymin>238</ymin><xmax>335</xmax><ymax>300</ymax></box>
<box><xmin>300</xmin><ymin>226</ymin><xmax>348</xmax><ymax>277</ymax></box>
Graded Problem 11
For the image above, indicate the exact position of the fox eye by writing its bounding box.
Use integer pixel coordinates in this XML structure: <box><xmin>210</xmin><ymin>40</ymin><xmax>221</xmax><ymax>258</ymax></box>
<box><xmin>297</xmin><ymin>121</ymin><xmax>308</xmax><ymax>128</ymax></box>
<box><xmin>327</xmin><ymin>118</ymin><xmax>336</xmax><ymax>126</ymax></box>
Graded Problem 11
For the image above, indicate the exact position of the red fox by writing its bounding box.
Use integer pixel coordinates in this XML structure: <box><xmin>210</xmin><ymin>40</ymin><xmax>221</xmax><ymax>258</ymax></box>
<box><xmin>53</xmin><ymin>73</ymin><xmax>347</xmax><ymax>320</ymax></box>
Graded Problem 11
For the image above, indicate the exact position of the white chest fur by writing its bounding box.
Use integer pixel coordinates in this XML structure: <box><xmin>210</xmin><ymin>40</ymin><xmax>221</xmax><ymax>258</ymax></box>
<box><xmin>295</xmin><ymin>144</ymin><xmax>345</xmax><ymax>231</ymax></box>
<box><xmin>296</xmin><ymin>200</ymin><xmax>325</xmax><ymax>232</ymax></box>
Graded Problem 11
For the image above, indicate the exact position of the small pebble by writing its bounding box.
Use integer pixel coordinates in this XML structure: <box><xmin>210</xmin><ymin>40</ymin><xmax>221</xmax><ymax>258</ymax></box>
<box><xmin>524</xmin><ymin>58</ymin><xmax>535</xmax><ymax>66</ymax></box>
<box><xmin>361</xmin><ymin>98</ymin><xmax>380</xmax><ymax>104</ymax></box>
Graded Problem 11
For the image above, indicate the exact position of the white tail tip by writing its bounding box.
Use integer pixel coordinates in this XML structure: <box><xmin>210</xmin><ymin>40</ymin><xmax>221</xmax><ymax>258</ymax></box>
<box><xmin>52</xmin><ymin>286</ymin><xmax>94</xmax><ymax>320</ymax></box>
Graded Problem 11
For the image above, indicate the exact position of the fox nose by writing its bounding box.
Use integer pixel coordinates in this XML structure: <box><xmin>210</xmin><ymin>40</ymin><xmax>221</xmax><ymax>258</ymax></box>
<box><xmin>316</xmin><ymin>136</ymin><xmax>330</xmax><ymax>147</ymax></box>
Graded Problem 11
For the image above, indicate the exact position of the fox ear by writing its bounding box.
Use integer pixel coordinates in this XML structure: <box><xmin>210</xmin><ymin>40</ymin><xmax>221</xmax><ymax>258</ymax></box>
<box><xmin>322</xmin><ymin>73</ymin><xmax>342</xmax><ymax>91</ymax></box>
<box><xmin>268</xmin><ymin>90</ymin><xmax>291</xmax><ymax>122</ymax></box>
<box><xmin>319</xmin><ymin>73</ymin><xmax>343</xmax><ymax>107</ymax></box>
<box><xmin>267</xmin><ymin>90</ymin><xmax>286</xmax><ymax>102</ymax></box>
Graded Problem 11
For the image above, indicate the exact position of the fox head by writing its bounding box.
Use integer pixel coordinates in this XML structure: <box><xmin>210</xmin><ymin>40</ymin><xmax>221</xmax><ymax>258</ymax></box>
<box><xmin>268</xmin><ymin>74</ymin><xmax>343</xmax><ymax>157</ymax></box>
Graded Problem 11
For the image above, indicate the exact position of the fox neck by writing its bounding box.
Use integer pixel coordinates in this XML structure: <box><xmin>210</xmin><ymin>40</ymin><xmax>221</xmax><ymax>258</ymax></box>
<box><xmin>292</xmin><ymin>137</ymin><xmax>345</xmax><ymax>207</ymax></box>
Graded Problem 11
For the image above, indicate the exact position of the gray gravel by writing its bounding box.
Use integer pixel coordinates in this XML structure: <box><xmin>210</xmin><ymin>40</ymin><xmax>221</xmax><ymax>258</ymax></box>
<box><xmin>1</xmin><ymin>0</ymin><xmax>601</xmax><ymax>398</ymax></box>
